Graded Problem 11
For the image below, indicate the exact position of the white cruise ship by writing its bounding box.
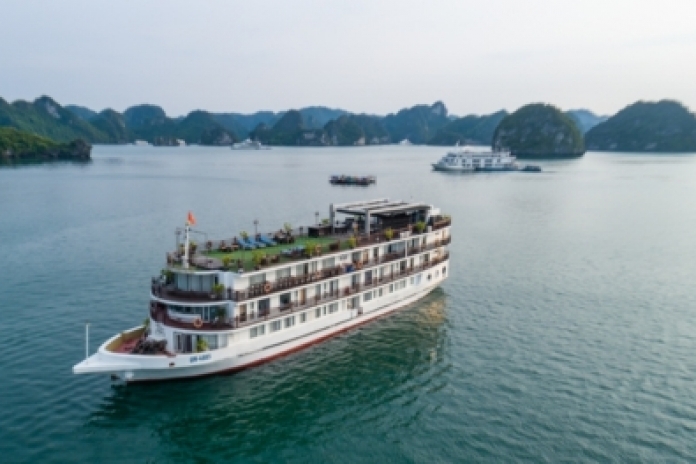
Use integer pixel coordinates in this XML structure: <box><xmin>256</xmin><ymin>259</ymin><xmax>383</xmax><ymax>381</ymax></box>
<box><xmin>432</xmin><ymin>146</ymin><xmax>517</xmax><ymax>172</ymax></box>
<box><xmin>73</xmin><ymin>199</ymin><xmax>451</xmax><ymax>383</ymax></box>
<box><xmin>231</xmin><ymin>139</ymin><xmax>271</xmax><ymax>150</ymax></box>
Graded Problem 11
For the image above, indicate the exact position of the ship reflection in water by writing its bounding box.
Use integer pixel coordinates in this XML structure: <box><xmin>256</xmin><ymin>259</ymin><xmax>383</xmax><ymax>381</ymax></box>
<box><xmin>86</xmin><ymin>290</ymin><xmax>449</xmax><ymax>460</ymax></box>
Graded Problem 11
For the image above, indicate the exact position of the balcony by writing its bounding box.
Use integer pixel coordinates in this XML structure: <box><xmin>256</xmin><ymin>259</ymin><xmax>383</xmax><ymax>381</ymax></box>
<box><xmin>151</xmin><ymin>251</ymin><xmax>449</xmax><ymax>332</ymax></box>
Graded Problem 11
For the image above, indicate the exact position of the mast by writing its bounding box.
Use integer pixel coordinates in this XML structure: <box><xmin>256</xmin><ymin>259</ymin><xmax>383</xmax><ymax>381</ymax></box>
<box><xmin>183</xmin><ymin>222</ymin><xmax>190</xmax><ymax>269</ymax></box>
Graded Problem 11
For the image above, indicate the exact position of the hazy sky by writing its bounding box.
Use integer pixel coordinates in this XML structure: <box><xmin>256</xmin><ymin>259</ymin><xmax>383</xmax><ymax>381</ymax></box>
<box><xmin>2</xmin><ymin>0</ymin><xmax>695</xmax><ymax>117</ymax></box>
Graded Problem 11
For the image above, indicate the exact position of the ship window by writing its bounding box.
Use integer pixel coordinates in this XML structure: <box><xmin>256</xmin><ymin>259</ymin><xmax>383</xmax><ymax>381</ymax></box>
<box><xmin>364</xmin><ymin>292</ymin><xmax>372</xmax><ymax>302</ymax></box>
<box><xmin>315</xmin><ymin>307</ymin><xmax>322</xmax><ymax>318</ymax></box>
<box><xmin>389</xmin><ymin>284</ymin><xmax>394</xmax><ymax>293</ymax></box>
<box><xmin>329</xmin><ymin>303</ymin><xmax>338</xmax><ymax>313</ymax></box>
<box><xmin>270</xmin><ymin>320</ymin><xmax>282</xmax><ymax>332</ymax></box>
<box><xmin>250</xmin><ymin>325</ymin><xmax>265</xmax><ymax>338</ymax></box>
<box><xmin>198</xmin><ymin>334</ymin><xmax>218</xmax><ymax>350</ymax></box>
<box><xmin>280</xmin><ymin>292</ymin><xmax>291</xmax><ymax>305</ymax></box>
<box><xmin>378</xmin><ymin>288</ymin><xmax>383</xmax><ymax>297</ymax></box>
<box><xmin>300</xmin><ymin>312</ymin><xmax>307</xmax><ymax>323</ymax></box>
<box><xmin>284</xmin><ymin>316</ymin><xmax>295</xmax><ymax>328</ymax></box>
<box><xmin>443</xmin><ymin>267</ymin><xmax>447</xmax><ymax>276</ymax></box>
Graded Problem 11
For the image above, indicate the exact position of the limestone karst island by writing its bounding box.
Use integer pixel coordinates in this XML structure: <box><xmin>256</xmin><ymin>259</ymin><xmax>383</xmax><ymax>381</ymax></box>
<box><xmin>2</xmin><ymin>95</ymin><xmax>696</xmax><ymax>159</ymax></box>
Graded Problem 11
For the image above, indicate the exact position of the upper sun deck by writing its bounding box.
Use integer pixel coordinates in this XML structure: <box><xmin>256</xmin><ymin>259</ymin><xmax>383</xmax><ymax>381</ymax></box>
<box><xmin>166</xmin><ymin>199</ymin><xmax>451</xmax><ymax>275</ymax></box>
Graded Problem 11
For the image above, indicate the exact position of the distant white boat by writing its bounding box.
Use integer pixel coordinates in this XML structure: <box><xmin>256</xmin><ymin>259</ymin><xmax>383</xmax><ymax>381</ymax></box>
<box><xmin>176</xmin><ymin>139</ymin><xmax>186</xmax><ymax>146</ymax></box>
<box><xmin>399</xmin><ymin>139</ymin><xmax>412</xmax><ymax>146</ymax></box>
<box><xmin>231</xmin><ymin>139</ymin><xmax>271</xmax><ymax>150</ymax></box>
<box><xmin>134</xmin><ymin>140</ymin><xmax>151</xmax><ymax>146</ymax></box>
<box><xmin>432</xmin><ymin>145</ymin><xmax>518</xmax><ymax>172</ymax></box>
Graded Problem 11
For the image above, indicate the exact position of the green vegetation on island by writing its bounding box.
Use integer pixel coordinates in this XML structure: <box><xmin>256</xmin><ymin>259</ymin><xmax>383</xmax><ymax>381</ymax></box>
<box><xmin>492</xmin><ymin>104</ymin><xmax>585</xmax><ymax>158</ymax></box>
<box><xmin>585</xmin><ymin>100</ymin><xmax>696</xmax><ymax>152</ymax></box>
<box><xmin>4</xmin><ymin>94</ymin><xmax>696</xmax><ymax>153</ymax></box>
<box><xmin>382</xmin><ymin>101</ymin><xmax>449</xmax><ymax>144</ymax></box>
<box><xmin>0</xmin><ymin>127</ymin><xmax>91</xmax><ymax>163</ymax></box>
<box><xmin>428</xmin><ymin>110</ymin><xmax>508</xmax><ymax>145</ymax></box>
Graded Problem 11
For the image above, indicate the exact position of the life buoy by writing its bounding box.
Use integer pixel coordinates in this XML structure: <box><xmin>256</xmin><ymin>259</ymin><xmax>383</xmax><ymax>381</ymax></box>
<box><xmin>193</xmin><ymin>317</ymin><xmax>203</xmax><ymax>328</ymax></box>
<box><xmin>356</xmin><ymin>261</ymin><xmax>363</xmax><ymax>270</ymax></box>
<box><xmin>264</xmin><ymin>282</ymin><xmax>272</xmax><ymax>293</ymax></box>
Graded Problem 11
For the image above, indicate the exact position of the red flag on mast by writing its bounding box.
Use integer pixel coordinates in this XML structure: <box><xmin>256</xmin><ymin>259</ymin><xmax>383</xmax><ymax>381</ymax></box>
<box><xmin>187</xmin><ymin>211</ymin><xmax>196</xmax><ymax>226</ymax></box>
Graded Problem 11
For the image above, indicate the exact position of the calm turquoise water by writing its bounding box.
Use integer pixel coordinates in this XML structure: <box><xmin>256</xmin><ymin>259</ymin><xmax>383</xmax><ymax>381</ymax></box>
<box><xmin>2</xmin><ymin>145</ymin><xmax>696</xmax><ymax>462</ymax></box>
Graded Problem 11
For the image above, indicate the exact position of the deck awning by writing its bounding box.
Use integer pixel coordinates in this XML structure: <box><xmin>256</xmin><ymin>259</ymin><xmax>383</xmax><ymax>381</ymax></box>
<box><xmin>333</xmin><ymin>198</ymin><xmax>430</xmax><ymax>217</ymax></box>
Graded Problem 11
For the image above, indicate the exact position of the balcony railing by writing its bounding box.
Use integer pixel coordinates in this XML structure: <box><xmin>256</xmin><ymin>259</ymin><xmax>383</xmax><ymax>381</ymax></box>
<box><xmin>154</xmin><ymin>243</ymin><xmax>450</xmax><ymax>304</ymax></box>
<box><xmin>151</xmin><ymin>251</ymin><xmax>449</xmax><ymax>332</ymax></box>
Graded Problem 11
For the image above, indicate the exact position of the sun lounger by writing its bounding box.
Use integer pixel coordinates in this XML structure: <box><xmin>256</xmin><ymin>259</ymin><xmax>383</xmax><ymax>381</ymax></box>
<box><xmin>259</xmin><ymin>236</ymin><xmax>276</xmax><ymax>246</ymax></box>
<box><xmin>240</xmin><ymin>237</ymin><xmax>255</xmax><ymax>249</ymax></box>
<box><xmin>249</xmin><ymin>238</ymin><xmax>265</xmax><ymax>248</ymax></box>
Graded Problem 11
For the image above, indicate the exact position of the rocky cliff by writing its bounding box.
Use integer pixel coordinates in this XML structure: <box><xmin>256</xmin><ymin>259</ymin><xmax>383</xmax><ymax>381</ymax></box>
<box><xmin>492</xmin><ymin>104</ymin><xmax>585</xmax><ymax>158</ymax></box>
<box><xmin>585</xmin><ymin>100</ymin><xmax>696</xmax><ymax>152</ymax></box>
<box><xmin>0</xmin><ymin>127</ymin><xmax>91</xmax><ymax>162</ymax></box>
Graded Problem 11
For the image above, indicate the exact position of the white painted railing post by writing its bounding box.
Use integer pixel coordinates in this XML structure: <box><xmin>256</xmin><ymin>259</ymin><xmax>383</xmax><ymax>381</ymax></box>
<box><xmin>85</xmin><ymin>322</ymin><xmax>90</xmax><ymax>361</ymax></box>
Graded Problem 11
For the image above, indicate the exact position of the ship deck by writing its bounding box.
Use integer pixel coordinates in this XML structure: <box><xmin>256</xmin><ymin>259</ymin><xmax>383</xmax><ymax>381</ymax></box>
<box><xmin>168</xmin><ymin>219</ymin><xmax>450</xmax><ymax>274</ymax></box>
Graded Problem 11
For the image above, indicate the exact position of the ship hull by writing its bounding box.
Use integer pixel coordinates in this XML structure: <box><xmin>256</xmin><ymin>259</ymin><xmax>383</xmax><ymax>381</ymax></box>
<box><xmin>74</xmin><ymin>263</ymin><xmax>448</xmax><ymax>383</ymax></box>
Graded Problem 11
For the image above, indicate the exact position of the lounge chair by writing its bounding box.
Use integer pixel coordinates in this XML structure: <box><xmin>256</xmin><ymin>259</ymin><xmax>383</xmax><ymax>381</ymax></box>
<box><xmin>240</xmin><ymin>237</ymin><xmax>255</xmax><ymax>249</ymax></box>
<box><xmin>259</xmin><ymin>236</ymin><xmax>276</xmax><ymax>246</ymax></box>
<box><xmin>248</xmin><ymin>237</ymin><xmax>265</xmax><ymax>248</ymax></box>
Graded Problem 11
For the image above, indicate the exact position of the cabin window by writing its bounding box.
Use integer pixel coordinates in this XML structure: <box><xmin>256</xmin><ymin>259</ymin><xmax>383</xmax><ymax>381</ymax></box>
<box><xmin>258</xmin><ymin>298</ymin><xmax>270</xmax><ymax>314</ymax></box>
<box><xmin>276</xmin><ymin>267</ymin><xmax>291</xmax><ymax>279</ymax></box>
<box><xmin>443</xmin><ymin>266</ymin><xmax>447</xmax><ymax>276</ymax></box>
<box><xmin>315</xmin><ymin>307</ymin><xmax>322</xmax><ymax>318</ymax></box>
<box><xmin>250</xmin><ymin>325</ymin><xmax>265</xmax><ymax>338</ymax></box>
<box><xmin>198</xmin><ymin>334</ymin><xmax>219</xmax><ymax>350</ymax></box>
<box><xmin>175</xmin><ymin>273</ymin><xmax>214</xmax><ymax>292</ymax></box>
<box><xmin>329</xmin><ymin>303</ymin><xmax>338</xmax><ymax>313</ymax></box>
<box><xmin>363</xmin><ymin>292</ymin><xmax>372</xmax><ymax>302</ymax></box>
<box><xmin>249</xmin><ymin>273</ymin><xmax>266</xmax><ymax>285</ymax></box>
<box><xmin>300</xmin><ymin>312</ymin><xmax>307</xmax><ymax>323</ymax></box>
<box><xmin>270</xmin><ymin>320</ymin><xmax>282</xmax><ymax>332</ymax></box>
<box><xmin>284</xmin><ymin>316</ymin><xmax>295</xmax><ymax>328</ymax></box>
<box><xmin>280</xmin><ymin>292</ymin><xmax>291</xmax><ymax>305</ymax></box>
<box><xmin>389</xmin><ymin>284</ymin><xmax>394</xmax><ymax>293</ymax></box>
<box><xmin>378</xmin><ymin>288</ymin><xmax>383</xmax><ymax>297</ymax></box>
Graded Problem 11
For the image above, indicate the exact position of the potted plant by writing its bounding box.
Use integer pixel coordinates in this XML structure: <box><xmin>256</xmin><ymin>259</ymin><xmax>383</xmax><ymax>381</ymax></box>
<box><xmin>384</xmin><ymin>227</ymin><xmax>394</xmax><ymax>241</ymax></box>
<box><xmin>211</xmin><ymin>283</ymin><xmax>225</xmax><ymax>298</ymax></box>
<box><xmin>347</xmin><ymin>236</ymin><xmax>357</xmax><ymax>249</ymax></box>
<box><xmin>160</xmin><ymin>269</ymin><xmax>174</xmax><ymax>284</ymax></box>
<box><xmin>196</xmin><ymin>338</ymin><xmax>209</xmax><ymax>352</ymax></box>
<box><xmin>304</xmin><ymin>242</ymin><xmax>315</xmax><ymax>258</ymax></box>
<box><xmin>222</xmin><ymin>256</ymin><xmax>232</xmax><ymax>269</ymax></box>
<box><xmin>215</xmin><ymin>306</ymin><xmax>227</xmax><ymax>322</ymax></box>
<box><xmin>251</xmin><ymin>249</ymin><xmax>264</xmax><ymax>268</ymax></box>
<box><xmin>414</xmin><ymin>221</ymin><xmax>426</xmax><ymax>234</ymax></box>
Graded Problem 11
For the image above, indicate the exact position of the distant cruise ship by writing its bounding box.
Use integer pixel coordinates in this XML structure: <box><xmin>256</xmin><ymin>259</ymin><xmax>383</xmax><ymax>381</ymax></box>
<box><xmin>432</xmin><ymin>145</ymin><xmax>517</xmax><ymax>172</ymax></box>
<box><xmin>231</xmin><ymin>139</ymin><xmax>271</xmax><ymax>150</ymax></box>
<box><xmin>73</xmin><ymin>199</ymin><xmax>451</xmax><ymax>382</ymax></box>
